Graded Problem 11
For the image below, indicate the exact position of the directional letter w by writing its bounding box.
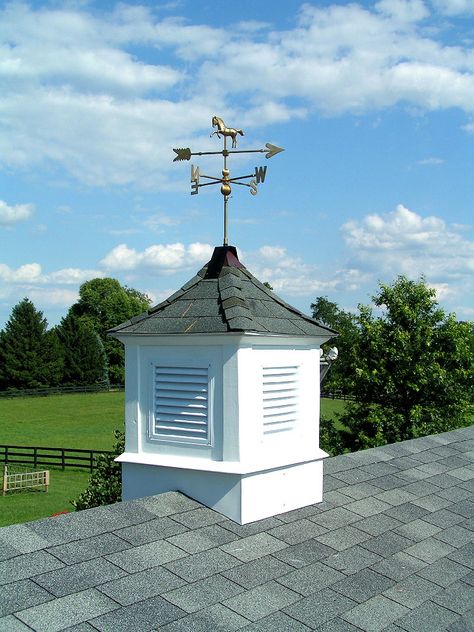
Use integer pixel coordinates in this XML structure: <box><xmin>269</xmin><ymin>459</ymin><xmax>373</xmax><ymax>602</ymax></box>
<box><xmin>254</xmin><ymin>166</ymin><xmax>267</xmax><ymax>184</ymax></box>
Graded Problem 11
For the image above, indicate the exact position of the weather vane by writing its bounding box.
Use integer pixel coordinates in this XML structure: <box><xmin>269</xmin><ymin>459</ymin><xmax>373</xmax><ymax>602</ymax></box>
<box><xmin>172</xmin><ymin>116</ymin><xmax>284</xmax><ymax>246</ymax></box>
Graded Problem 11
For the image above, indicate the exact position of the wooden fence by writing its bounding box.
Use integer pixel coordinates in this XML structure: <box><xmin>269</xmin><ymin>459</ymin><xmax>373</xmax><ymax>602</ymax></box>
<box><xmin>0</xmin><ymin>445</ymin><xmax>114</xmax><ymax>472</ymax></box>
<box><xmin>321</xmin><ymin>390</ymin><xmax>355</xmax><ymax>401</ymax></box>
<box><xmin>0</xmin><ymin>384</ymin><xmax>124</xmax><ymax>399</ymax></box>
<box><xmin>2</xmin><ymin>465</ymin><xmax>49</xmax><ymax>495</ymax></box>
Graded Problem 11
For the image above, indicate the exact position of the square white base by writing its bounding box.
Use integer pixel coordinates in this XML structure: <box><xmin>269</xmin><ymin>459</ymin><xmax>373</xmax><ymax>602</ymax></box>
<box><xmin>121</xmin><ymin>459</ymin><xmax>325</xmax><ymax>524</ymax></box>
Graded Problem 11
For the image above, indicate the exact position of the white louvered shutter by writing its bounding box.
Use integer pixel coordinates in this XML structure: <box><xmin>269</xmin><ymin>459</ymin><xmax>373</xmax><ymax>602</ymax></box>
<box><xmin>262</xmin><ymin>365</ymin><xmax>299</xmax><ymax>434</ymax></box>
<box><xmin>153</xmin><ymin>366</ymin><xmax>210</xmax><ymax>444</ymax></box>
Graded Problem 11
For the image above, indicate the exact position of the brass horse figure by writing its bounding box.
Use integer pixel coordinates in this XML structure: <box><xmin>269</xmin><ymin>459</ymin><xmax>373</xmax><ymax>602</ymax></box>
<box><xmin>210</xmin><ymin>116</ymin><xmax>244</xmax><ymax>148</ymax></box>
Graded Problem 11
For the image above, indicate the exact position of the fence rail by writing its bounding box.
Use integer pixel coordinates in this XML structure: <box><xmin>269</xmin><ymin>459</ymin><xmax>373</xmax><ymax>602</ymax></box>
<box><xmin>0</xmin><ymin>444</ymin><xmax>114</xmax><ymax>471</ymax></box>
<box><xmin>321</xmin><ymin>390</ymin><xmax>355</xmax><ymax>401</ymax></box>
<box><xmin>0</xmin><ymin>384</ymin><xmax>124</xmax><ymax>399</ymax></box>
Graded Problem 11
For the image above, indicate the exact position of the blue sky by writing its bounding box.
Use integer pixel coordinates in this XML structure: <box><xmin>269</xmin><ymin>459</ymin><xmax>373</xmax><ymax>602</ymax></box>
<box><xmin>1</xmin><ymin>0</ymin><xmax>473</xmax><ymax>329</ymax></box>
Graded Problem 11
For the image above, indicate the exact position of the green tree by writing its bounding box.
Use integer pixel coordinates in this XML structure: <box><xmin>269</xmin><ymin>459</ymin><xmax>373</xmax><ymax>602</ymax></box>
<box><xmin>56</xmin><ymin>312</ymin><xmax>108</xmax><ymax>386</ymax></box>
<box><xmin>0</xmin><ymin>298</ymin><xmax>63</xmax><ymax>390</ymax></box>
<box><xmin>69</xmin><ymin>278</ymin><xmax>151</xmax><ymax>384</ymax></box>
<box><xmin>311</xmin><ymin>296</ymin><xmax>359</xmax><ymax>393</ymax></box>
<box><xmin>338</xmin><ymin>276</ymin><xmax>474</xmax><ymax>451</ymax></box>
<box><xmin>72</xmin><ymin>430</ymin><xmax>124</xmax><ymax>510</ymax></box>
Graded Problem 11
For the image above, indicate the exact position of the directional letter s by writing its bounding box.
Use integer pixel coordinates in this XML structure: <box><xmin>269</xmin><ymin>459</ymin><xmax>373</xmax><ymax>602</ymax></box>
<box><xmin>249</xmin><ymin>179</ymin><xmax>258</xmax><ymax>196</ymax></box>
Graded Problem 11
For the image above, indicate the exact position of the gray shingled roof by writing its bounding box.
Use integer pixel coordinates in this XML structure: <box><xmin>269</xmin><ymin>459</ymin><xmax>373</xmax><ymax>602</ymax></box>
<box><xmin>109</xmin><ymin>246</ymin><xmax>336</xmax><ymax>338</ymax></box>
<box><xmin>1</xmin><ymin>426</ymin><xmax>473</xmax><ymax>631</ymax></box>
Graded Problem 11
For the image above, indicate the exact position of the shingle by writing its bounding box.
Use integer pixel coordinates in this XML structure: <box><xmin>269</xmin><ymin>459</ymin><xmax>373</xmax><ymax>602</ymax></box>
<box><xmin>98</xmin><ymin>566</ymin><xmax>185</xmax><ymax>606</ymax></box>
<box><xmin>88</xmin><ymin>595</ymin><xmax>185</xmax><ymax>632</ymax></box>
<box><xmin>394</xmin><ymin>519</ymin><xmax>443</xmax><ymax>542</ymax></box>
<box><xmin>47</xmin><ymin>533</ymin><xmax>131</xmax><ymax>565</ymax></box>
<box><xmin>404</xmin><ymin>537</ymin><xmax>455</xmax><ymax>563</ymax></box>
<box><xmin>383</xmin><ymin>574</ymin><xmax>442</xmax><ymax>608</ymax></box>
<box><xmin>431</xmin><ymin>581</ymin><xmax>474</xmax><ymax>614</ymax></box>
<box><xmin>332</xmin><ymin>567</ymin><xmax>395</xmax><ymax>603</ymax></box>
<box><xmin>172</xmin><ymin>507</ymin><xmax>226</xmax><ymax>529</ymax></box>
<box><xmin>0</xmin><ymin>615</ymin><xmax>34</xmax><ymax>631</ymax></box>
<box><xmin>236</xmin><ymin>611</ymin><xmax>312</xmax><ymax>631</ymax></box>
<box><xmin>104</xmin><ymin>539</ymin><xmax>187</xmax><ymax>573</ymax></box>
<box><xmin>221</xmin><ymin>554</ymin><xmax>294</xmax><ymax>589</ymax></box>
<box><xmin>136</xmin><ymin>491</ymin><xmax>201</xmax><ymax>517</ymax></box>
<box><xmin>448</xmin><ymin>542</ymin><xmax>474</xmax><ymax>569</ymax></box>
<box><xmin>316</xmin><ymin>525</ymin><xmax>371</xmax><ymax>551</ymax></box>
<box><xmin>15</xmin><ymin>589</ymin><xmax>118</xmax><ymax>632</ymax></box>
<box><xmin>433</xmin><ymin>525</ymin><xmax>473</xmax><ymax>548</ymax></box>
<box><xmin>114</xmin><ymin>516</ymin><xmax>187</xmax><ymax>545</ymax></box>
<box><xmin>342</xmin><ymin>594</ymin><xmax>409</xmax><ymax>631</ymax></box>
<box><xmin>276</xmin><ymin>560</ymin><xmax>344</xmax><ymax>595</ymax></box>
<box><xmin>0</xmin><ymin>579</ymin><xmax>53</xmax><ymax>617</ymax></box>
<box><xmin>0</xmin><ymin>523</ymin><xmax>49</xmax><ymax>554</ymax></box>
<box><xmin>383</xmin><ymin>503</ymin><xmax>430</xmax><ymax>523</ymax></box>
<box><xmin>223</xmin><ymin>580</ymin><xmax>301</xmax><ymax>622</ymax></box>
<box><xmin>371</xmin><ymin>551</ymin><xmax>428</xmax><ymax>581</ymax></box>
<box><xmin>163</xmin><ymin>574</ymin><xmax>243</xmax><ymax>613</ymax></box>
<box><xmin>163</xmin><ymin>548</ymin><xmax>240</xmax><ymax>582</ymax></box>
<box><xmin>283</xmin><ymin>587</ymin><xmax>357</xmax><ymax>628</ymax></box>
<box><xmin>220</xmin><ymin>516</ymin><xmax>284</xmax><ymax>537</ymax></box>
<box><xmin>374</xmin><ymin>488</ymin><xmax>419</xmax><ymax>507</ymax></box>
<box><xmin>32</xmin><ymin>558</ymin><xmax>127</xmax><ymax>597</ymax></box>
<box><xmin>166</xmin><ymin>523</ymin><xmax>239</xmax><ymax>553</ymax></box>
<box><xmin>0</xmin><ymin>550</ymin><xmax>64</xmax><ymax>585</ymax></box>
<box><xmin>394</xmin><ymin>600</ymin><xmax>459</xmax><ymax>631</ymax></box>
<box><xmin>310</xmin><ymin>507</ymin><xmax>361</xmax><ymax>530</ymax></box>
<box><xmin>422</xmin><ymin>508</ymin><xmax>465</xmax><ymax>528</ymax></box>
<box><xmin>324</xmin><ymin>545</ymin><xmax>383</xmax><ymax>575</ymax></box>
<box><xmin>339</xmin><ymin>482</ymin><xmax>382</xmax><ymax>500</ymax></box>
<box><xmin>355</xmin><ymin>514</ymin><xmax>403</xmax><ymax>536</ymax></box>
<box><xmin>159</xmin><ymin>604</ymin><xmax>248</xmax><ymax>631</ymax></box>
<box><xmin>273</xmin><ymin>538</ymin><xmax>336</xmax><ymax>568</ymax></box>
<box><xmin>221</xmin><ymin>532</ymin><xmax>287</xmax><ymax>562</ymax></box>
<box><xmin>416</xmin><ymin>557</ymin><xmax>471</xmax><ymax>587</ymax></box>
<box><xmin>267</xmin><ymin>518</ymin><xmax>327</xmax><ymax>544</ymax></box>
<box><xmin>345</xmin><ymin>497</ymin><xmax>392</xmax><ymax>517</ymax></box>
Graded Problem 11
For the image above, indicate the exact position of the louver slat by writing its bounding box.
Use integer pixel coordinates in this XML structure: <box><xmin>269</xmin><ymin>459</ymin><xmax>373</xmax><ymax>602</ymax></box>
<box><xmin>262</xmin><ymin>365</ymin><xmax>299</xmax><ymax>435</ymax></box>
<box><xmin>153</xmin><ymin>366</ymin><xmax>209</xmax><ymax>443</ymax></box>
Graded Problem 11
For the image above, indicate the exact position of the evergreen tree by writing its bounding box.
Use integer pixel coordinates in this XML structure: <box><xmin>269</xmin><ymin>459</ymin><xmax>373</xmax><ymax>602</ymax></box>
<box><xmin>0</xmin><ymin>298</ymin><xmax>63</xmax><ymax>389</ymax></box>
<box><xmin>69</xmin><ymin>278</ymin><xmax>151</xmax><ymax>384</ymax></box>
<box><xmin>56</xmin><ymin>312</ymin><xmax>108</xmax><ymax>385</ymax></box>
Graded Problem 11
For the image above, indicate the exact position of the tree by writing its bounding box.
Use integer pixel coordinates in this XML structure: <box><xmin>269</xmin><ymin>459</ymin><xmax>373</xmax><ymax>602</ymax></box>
<box><xmin>56</xmin><ymin>312</ymin><xmax>108</xmax><ymax>385</ymax></box>
<box><xmin>311</xmin><ymin>296</ymin><xmax>359</xmax><ymax>393</ymax></box>
<box><xmin>69</xmin><ymin>278</ymin><xmax>151</xmax><ymax>384</ymax></box>
<box><xmin>338</xmin><ymin>276</ymin><xmax>474</xmax><ymax>451</ymax></box>
<box><xmin>0</xmin><ymin>298</ymin><xmax>63</xmax><ymax>390</ymax></box>
<box><xmin>72</xmin><ymin>430</ymin><xmax>124</xmax><ymax>510</ymax></box>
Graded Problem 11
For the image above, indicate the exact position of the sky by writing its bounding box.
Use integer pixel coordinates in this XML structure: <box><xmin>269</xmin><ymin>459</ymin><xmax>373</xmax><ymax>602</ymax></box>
<box><xmin>1</xmin><ymin>0</ymin><xmax>473</xmax><ymax>330</ymax></box>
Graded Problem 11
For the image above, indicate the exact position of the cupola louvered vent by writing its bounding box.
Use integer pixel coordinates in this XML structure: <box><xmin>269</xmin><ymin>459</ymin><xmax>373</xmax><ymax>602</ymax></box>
<box><xmin>262</xmin><ymin>365</ymin><xmax>299</xmax><ymax>435</ymax></box>
<box><xmin>152</xmin><ymin>366</ymin><xmax>210</xmax><ymax>444</ymax></box>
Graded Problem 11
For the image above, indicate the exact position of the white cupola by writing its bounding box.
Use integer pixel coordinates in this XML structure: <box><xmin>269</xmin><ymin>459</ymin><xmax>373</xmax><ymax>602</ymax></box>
<box><xmin>110</xmin><ymin>245</ymin><xmax>337</xmax><ymax>524</ymax></box>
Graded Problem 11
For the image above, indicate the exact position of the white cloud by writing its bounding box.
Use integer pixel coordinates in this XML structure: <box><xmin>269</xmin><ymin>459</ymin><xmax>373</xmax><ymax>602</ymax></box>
<box><xmin>28</xmin><ymin>288</ymin><xmax>79</xmax><ymax>307</ymax></box>
<box><xmin>0</xmin><ymin>200</ymin><xmax>35</xmax><ymax>226</ymax></box>
<box><xmin>417</xmin><ymin>157</ymin><xmax>444</xmax><ymax>165</ymax></box>
<box><xmin>431</xmin><ymin>0</ymin><xmax>474</xmax><ymax>15</ymax></box>
<box><xmin>1</xmin><ymin>2</ymin><xmax>474</xmax><ymax>186</ymax></box>
<box><xmin>0</xmin><ymin>263</ymin><xmax>42</xmax><ymax>283</ymax></box>
<box><xmin>47</xmin><ymin>268</ymin><xmax>104</xmax><ymax>285</ymax></box>
<box><xmin>342</xmin><ymin>204</ymin><xmax>474</xmax><ymax>284</ymax></box>
<box><xmin>100</xmin><ymin>242</ymin><xmax>213</xmax><ymax>273</ymax></box>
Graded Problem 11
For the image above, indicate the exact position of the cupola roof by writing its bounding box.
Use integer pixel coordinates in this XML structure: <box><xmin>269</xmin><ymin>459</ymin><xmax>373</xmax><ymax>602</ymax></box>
<box><xmin>109</xmin><ymin>246</ymin><xmax>337</xmax><ymax>338</ymax></box>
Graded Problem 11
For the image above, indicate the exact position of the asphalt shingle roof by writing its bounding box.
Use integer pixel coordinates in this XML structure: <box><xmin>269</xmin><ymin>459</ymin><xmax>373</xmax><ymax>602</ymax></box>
<box><xmin>109</xmin><ymin>246</ymin><xmax>336</xmax><ymax>338</ymax></box>
<box><xmin>1</xmin><ymin>425</ymin><xmax>473</xmax><ymax>631</ymax></box>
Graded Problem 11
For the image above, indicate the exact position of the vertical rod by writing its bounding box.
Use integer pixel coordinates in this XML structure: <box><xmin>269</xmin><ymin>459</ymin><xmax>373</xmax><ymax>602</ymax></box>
<box><xmin>223</xmin><ymin>136</ymin><xmax>228</xmax><ymax>246</ymax></box>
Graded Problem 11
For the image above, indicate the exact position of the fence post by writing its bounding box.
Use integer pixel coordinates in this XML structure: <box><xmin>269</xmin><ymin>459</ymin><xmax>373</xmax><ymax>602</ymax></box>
<box><xmin>2</xmin><ymin>465</ymin><xmax>7</xmax><ymax>496</ymax></box>
<box><xmin>90</xmin><ymin>451</ymin><xmax>94</xmax><ymax>472</ymax></box>
<box><xmin>61</xmin><ymin>449</ymin><xmax>65</xmax><ymax>470</ymax></box>
<box><xmin>34</xmin><ymin>447</ymin><xmax>38</xmax><ymax>468</ymax></box>
<box><xmin>5</xmin><ymin>446</ymin><xmax>8</xmax><ymax>465</ymax></box>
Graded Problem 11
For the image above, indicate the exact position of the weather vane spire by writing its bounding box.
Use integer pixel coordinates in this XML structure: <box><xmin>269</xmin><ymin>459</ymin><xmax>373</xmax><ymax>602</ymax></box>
<box><xmin>173</xmin><ymin>116</ymin><xmax>284</xmax><ymax>246</ymax></box>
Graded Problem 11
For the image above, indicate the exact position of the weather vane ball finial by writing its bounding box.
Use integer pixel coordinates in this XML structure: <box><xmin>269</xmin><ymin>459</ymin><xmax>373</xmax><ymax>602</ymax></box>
<box><xmin>172</xmin><ymin>116</ymin><xmax>284</xmax><ymax>246</ymax></box>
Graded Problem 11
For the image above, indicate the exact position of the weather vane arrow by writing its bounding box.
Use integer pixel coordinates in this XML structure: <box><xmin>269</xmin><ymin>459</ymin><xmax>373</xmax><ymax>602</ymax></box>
<box><xmin>173</xmin><ymin>142</ymin><xmax>284</xmax><ymax>162</ymax></box>
<box><xmin>172</xmin><ymin>116</ymin><xmax>284</xmax><ymax>246</ymax></box>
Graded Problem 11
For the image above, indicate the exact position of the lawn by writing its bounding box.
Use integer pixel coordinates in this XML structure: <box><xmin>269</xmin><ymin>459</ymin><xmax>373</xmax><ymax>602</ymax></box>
<box><xmin>0</xmin><ymin>391</ymin><xmax>125</xmax><ymax>450</ymax></box>
<box><xmin>0</xmin><ymin>391</ymin><xmax>346</xmax><ymax>527</ymax></box>
<box><xmin>0</xmin><ymin>467</ymin><xmax>90</xmax><ymax>527</ymax></box>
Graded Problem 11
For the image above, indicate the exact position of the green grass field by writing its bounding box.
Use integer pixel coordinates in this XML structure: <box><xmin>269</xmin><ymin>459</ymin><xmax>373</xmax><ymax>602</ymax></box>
<box><xmin>0</xmin><ymin>391</ymin><xmax>125</xmax><ymax>450</ymax></box>
<box><xmin>0</xmin><ymin>391</ymin><xmax>346</xmax><ymax>527</ymax></box>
